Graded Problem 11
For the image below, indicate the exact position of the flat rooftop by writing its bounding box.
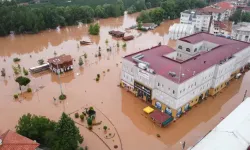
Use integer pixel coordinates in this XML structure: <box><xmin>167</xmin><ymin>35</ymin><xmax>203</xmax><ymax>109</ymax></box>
<box><xmin>190</xmin><ymin>97</ymin><xmax>250</xmax><ymax>150</ymax></box>
<box><xmin>124</xmin><ymin>32</ymin><xmax>249</xmax><ymax>83</ymax></box>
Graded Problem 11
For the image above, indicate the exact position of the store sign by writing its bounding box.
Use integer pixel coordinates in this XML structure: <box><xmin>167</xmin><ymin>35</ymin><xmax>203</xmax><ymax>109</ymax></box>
<box><xmin>134</xmin><ymin>81</ymin><xmax>152</xmax><ymax>97</ymax></box>
<box><xmin>138</xmin><ymin>69</ymin><xmax>149</xmax><ymax>80</ymax></box>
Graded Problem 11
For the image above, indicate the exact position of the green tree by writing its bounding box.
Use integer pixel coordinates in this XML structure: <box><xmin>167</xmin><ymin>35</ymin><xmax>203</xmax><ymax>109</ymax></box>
<box><xmin>136</xmin><ymin>10</ymin><xmax>151</xmax><ymax>23</ymax></box>
<box><xmin>15</xmin><ymin>76</ymin><xmax>30</xmax><ymax>91</ymax></box>
<box><xmin>16</xmin><ymin>113</ymin><xmax>56</xmax><ymax>147</ymax></box>
<box><xmin>161</xmin><ymin>0</ymin><xmax>177</xmax><ymax>19</ymax></box>
<box><xmin>88</xmin><ymin>23</ymin><xmax>100</xmax><ymax>35</ymax></box>
<box><xmin>79</xmin><ymin>56</ymin><xmax>83</xmax><ymax>66</ymax></box>
<box><xmin>52</xmin><ymin>113</ymin><xmax>83</xmax><ymax>150</ymax></box>
<box><xmin>149</xmin><ymin>8</ymin><xmax>165</xmax><ymax>24</ymax></box>
<box><xmin>127</xmin><ymin>5</ymin><xmax>136</xmax><ymax>14</ymax></box>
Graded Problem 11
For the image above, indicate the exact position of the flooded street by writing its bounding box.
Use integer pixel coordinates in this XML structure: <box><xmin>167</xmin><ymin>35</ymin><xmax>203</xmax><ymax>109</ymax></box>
<box><xmin>0</xmin><ymin>12</ymin><xmax>249</xmax><ymax>150</ymax></box>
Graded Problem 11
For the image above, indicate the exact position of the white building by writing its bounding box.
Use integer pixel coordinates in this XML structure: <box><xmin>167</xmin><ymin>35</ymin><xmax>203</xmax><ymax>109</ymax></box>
<box><xmin>121</xmin><ymin>32</ymin><xmax>250</xmax><ymax>119</ymax></box>
<box><xmin>180</xmin><ymin>10</ymin><xmax>212</xmax><ymax>32</ymax></box>
<box><xmin>169</xmin><ymin>23</ymin><xmax>195</xmax><ymax>40</ymax></box>
<box><xmin>209</xmin><ymin>20</ymin><xmax>231</xmax><ymax>36</ymax></box>
<box><xmin>189</xmin><ymin>97</ymin><xmax>250</xmax><ymax>150</ymax></box>
<box><xmin>232</xmin><ymin>22</ymin><xmax>250</xmax><ymax>42</ymax></box>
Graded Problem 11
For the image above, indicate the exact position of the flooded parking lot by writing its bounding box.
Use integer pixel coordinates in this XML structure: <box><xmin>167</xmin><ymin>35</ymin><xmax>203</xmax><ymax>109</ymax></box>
<box><xmin>0</xmin><ymin>12</ymin><xmax>249</xmax><ymax>150</ymax></box>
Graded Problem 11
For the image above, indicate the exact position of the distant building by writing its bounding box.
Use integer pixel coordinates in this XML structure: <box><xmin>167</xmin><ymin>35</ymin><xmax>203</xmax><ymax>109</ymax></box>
<box><xmin>209</xmin><ymin>20</ymin><xmax>231</xmax><ymax>36</ymax></box>
<box><xmin>109</xmin><ymin>30</ymin><xmax>125</xmax><ymax>38</ymax></box>
<box><xmin>189</xmin><ymin>97</ymin><xmax>250</xmax><ymax>150</ymax></box>
<box><xmin>180</xmin><ymin>10</ymin><xmax>212</xmax><ymax>32</ymax></box>
<box><xmin>231</xmin><ymin>22</ymin><xmax>250</xmax><ymax>42</ymax></box>
<box><xmin>0</xmin><ymin>130</ymin><xmax>39</xmax><ymax>150</ymax></box>
<box><xmin>121</xmin><ymin>32</ymin><xmax>250</xmax><ymax>119</ymax></box>
<box><xmin>169</xmin><ymin>23</ymin><xmax>195</xmax><ymax>40</ymax></box>
<box><xmin>48</xmin><ymin>54</ymin><xmax>73</xmax><ymax>74</ymax></box>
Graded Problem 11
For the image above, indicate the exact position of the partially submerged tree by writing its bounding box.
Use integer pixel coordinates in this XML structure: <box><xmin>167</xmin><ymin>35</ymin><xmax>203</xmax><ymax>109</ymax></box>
<box><xmin>79</xmin><ymin>57</ymin><xmax>84</xmax><ymax>66</ymax></box>
<box><xmin>15</xmin><ymin>76</ymin><xmax>30</xmax><ymax>91</ymax></box>
<box><xmin>38</xmin><ymin>59</ymin><xmax>45</xmax><ymax>65</ymax></box>
<box><xmin>52</xmin><ymin>113</ymin><xmax>83</xmax><ymax>150</ymax></box>
<box><xmin>1</xmin><ymin>68</ymin><xmax>6</xmax><ymax>77</ymax></box>
<box><xmin>88</xmin><ymin>23</ymin><xmax>100</xmax><ymax>35</ymax></box>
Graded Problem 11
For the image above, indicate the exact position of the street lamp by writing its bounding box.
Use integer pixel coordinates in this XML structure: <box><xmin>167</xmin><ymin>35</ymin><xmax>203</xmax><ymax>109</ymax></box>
<box><xmin>55</xmin><ymin>61</ymin><xmax>63</xmax><ymax>96</ymax></box>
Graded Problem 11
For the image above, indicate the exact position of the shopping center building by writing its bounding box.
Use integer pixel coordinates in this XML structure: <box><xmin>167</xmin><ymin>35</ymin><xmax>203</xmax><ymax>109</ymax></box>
<box><xmin>121</xmin><ymin>32</ymin><xmax>250</xmax><ymax>119</ymax></box>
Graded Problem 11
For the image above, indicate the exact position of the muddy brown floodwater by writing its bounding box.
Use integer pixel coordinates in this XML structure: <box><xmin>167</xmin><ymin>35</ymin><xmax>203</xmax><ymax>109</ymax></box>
<box><xmin>0</xmin><ymin>12</ymin><xmax>249</xmax><ymax>150</ymax></box>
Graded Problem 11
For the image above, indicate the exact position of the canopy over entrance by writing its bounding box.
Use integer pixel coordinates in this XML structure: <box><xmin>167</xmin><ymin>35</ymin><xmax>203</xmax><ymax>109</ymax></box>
<box><xmin>150</xmin><ymin>110</ymin><xmax>173</xmax><ymax>127</ymax></box>
<box><xmin>143</xmin><ymin>106</ymin><xmax>154</xmax><ymax>114</ymax></box>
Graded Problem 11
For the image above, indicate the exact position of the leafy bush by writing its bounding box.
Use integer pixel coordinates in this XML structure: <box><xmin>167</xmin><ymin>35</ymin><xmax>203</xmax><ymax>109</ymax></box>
<box><xmin>96</xmin><ymin>78</ymin><xmax>99</xmax><ymax>82</ymax></box>
<box><xmin>97</xmin><ymin>74</ymin><xmax>100</xmax><ymax>78</ymax></box>
<box><xmin>122</xmin><ymin>43</ymin><xmax>127</xmax><ymax>48</ymax></box>
<box><xmin>87</xmin><ymin>117</ymin><xmax>92</xmax><ymax>126</ymax></box>
<box><xmin>79</xmin><ymin>57</ymin><xmax>84</xmax><ymax>66</ymax></box>
<box><xmin>84</xmin><ymin>53</ymin><xmax>87</xmax><ymax>59</ymax></box>
<box><xmin>12</xmin><ymin>65</ymin><xmax>21</xmax><ymax>75</ymax></box>
<box><xmin>116</xmin><ymin>42</ymin><xmax>120</xmax><ymax>47</ymax></box>
<box><xmin>88</xmin><ymin>23</ymin><xmax>100</xmax><ymax>35</ymax></box>
<box><xmin>98</xmin><ymin>51</ymin><xmax>101</xmax><ymax>57</ymax></box>
<box><xmin>80</xmin><ymin>114</ymin><xmax>84</xmax><ymax>121</ymax></box>
<box><xmin>59</xmin><ymin>94</ymin><xmax>66</xmax><ymax>100</ymax></box>
<box><xmin>103</xmin><ymin>125</ymin><xmax>107</xmax><ymax>131</ymax></box>
<box><xmin>13</xmin><ymin>57</ymin><xmax>21</xmax><ymax>62</ymax></box>
<box><xmin>23</xmin><ymin>67</ymin><xmax>29</xmax><ymax>76</ymax></box>
<box><xmin>37</xmin><ymin>59</ymin><xmax>44</xmax><ymax>65</ymax></box>
<box><xmin>27</xmin><ymin>88</ymin><xmax>32</xmax><ymax>93</ymax></box>
<box><xmin>14</xmin><ymin>94</ymin><xmax>18</xmax><ymax>99</ymax></box>
<box><xmin>75</xmin><ymin>113</ymin><xmax>79</xmax><ymax>118</ymax></box>
<box><xmin>105</xmin><ymin>39</ymin><xmax>109</xmax><ymax>44</ymax></box>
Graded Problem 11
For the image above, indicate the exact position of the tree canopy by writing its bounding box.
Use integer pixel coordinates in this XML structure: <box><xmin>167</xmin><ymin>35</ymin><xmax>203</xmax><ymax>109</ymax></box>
<box><xmin>230</xmin><ymin>9</ymin><xmax>250</xmax><ymax>24</ymax></box>
<box><xmin>88</xmin><ymin>23</ymin><xmax>100</xmax><ymax>35</ymax></box>
<box><xmin>15</xmin><ymin>76</ymin><xmax>31</xmax><ymax>87</ymax></box>
<box><xmin>16</xmin><ymin>113</ymin><xmax>83</xmax><ymax>149</ymax></box>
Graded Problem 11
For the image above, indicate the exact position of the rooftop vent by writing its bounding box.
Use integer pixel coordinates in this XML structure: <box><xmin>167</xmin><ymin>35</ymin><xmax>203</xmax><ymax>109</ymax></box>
<box><xmin>169</xmin><ymin>71</ymin><xmax>176</xmax><ymax>77</ymax></box>
<box><xmin>132</xmin><ymin>53</ymin><xmax>150</xmax><ymax>66</ymax></box>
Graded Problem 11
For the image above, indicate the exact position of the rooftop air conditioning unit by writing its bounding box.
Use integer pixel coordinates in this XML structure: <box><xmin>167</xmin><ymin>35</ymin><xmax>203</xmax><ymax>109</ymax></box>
<box><xmin>138</xmin><ymin>63</ymin><xmax>147</xmax><ymax>70</ymax></box>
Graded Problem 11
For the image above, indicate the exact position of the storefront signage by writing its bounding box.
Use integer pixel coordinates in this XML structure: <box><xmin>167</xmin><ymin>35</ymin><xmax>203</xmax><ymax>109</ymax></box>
<box><xmin>134</xmin><ymin>81</ymin><xmax>152</xmax><ymax>97</ymax></box>
<box><xmin>138</xmin><ymin>69</ymin><xmax>149</xmax><ymax>80</ymax></box>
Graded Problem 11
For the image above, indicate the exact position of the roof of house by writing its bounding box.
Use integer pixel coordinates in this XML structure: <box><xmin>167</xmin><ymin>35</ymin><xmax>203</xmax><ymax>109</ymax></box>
<box><xmin>150</xmin><ymin>110</ymin><xmax>172</xmax><ymax>124</ymax></box>
<box><xmin>190</xmin><ymin>97</ymin><xmax>250</xmax><ymax>150</ymax></box>
<box><xmin>48</xmin><ymin>54</ymin><xmax>73</xmax><ymax>65</ymax></box>
<box><xmin>215</xmin><ymin>1</ymin><xmax>235</xmax><ymax>10</ymax></box>
<box><xmin>109</xmin><ymin>30</ymin><xmax>125</xmax><ymax>35</ymax></box>
<box><xmin>214</xmin><ymin>21</ymin><xmax>227</xmax><ymax>29</ymax></box>
<box><xmin>200</xmin><ymin>6</ymin><xmax>226</xmax><ymax>13</ymax></box>
<box><xmin>0</xmin><ymin>130</ymin><xmax>39</xmax><ymax>150</ymax></box>
<box><xmin>142</xmin><ymin>23</ymin><xmax>157</xmax><ymax>28</ymax></box>
<box><xmin>124</xmin><ymin>32</ymin><xmax>250</xmax><ymax>84</ymax></box>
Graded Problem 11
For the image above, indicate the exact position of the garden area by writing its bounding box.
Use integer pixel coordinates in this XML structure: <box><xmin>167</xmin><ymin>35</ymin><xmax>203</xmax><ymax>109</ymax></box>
<box><xmin>69</xmin><ymin>106</ymin><xmax>122</xmax><ymax>150</ymax></box>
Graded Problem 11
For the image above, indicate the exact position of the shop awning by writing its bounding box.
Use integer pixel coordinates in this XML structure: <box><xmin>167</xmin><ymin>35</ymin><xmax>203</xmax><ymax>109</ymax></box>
<box><xmin>150</xmin><ymin>110</ymin><xmax>173</xmax><ymax>126</ymax></box>
<box><xmin>143</xmin><ymin>106</ymin><xmax>154</xmax><ymax>114</ymax></box>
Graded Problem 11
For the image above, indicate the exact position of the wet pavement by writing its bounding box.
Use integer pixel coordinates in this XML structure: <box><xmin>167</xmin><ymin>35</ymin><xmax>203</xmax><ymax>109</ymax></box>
<box><xmin>0</xmin><ymin>12</ymin><xmax>249</xmax><ymax>150</ymax></box>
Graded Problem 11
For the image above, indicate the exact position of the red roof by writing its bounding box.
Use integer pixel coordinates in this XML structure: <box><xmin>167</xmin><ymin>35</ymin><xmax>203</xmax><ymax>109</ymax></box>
<box><xmin>150</xmin><ymin>110</ymin><xmax>172</xmax><ymax>124</ymax></box>
<box><xmin>201</xmin><ymin>6</ymin><xmax>226</xmax><ymax>13</ymax></box>
<box><xmin>0</xmin><ymin>130</ymin><xmax>39</xmax><ymax>150</ymax></box>
<box><xmin>48</xmin><ymin>54</ymin><xmax>73</xmax><ymax>65</ymax></box>
<box><xmin>213</xmin><ymin>21</ymin><xmax>227</xmax><ymax>29</ymax></box>
<box><xmin>124</xmin><ymin>32</ymin><xmax>250</xmax><ymax>83</ymax></box>
<box><xmin>215</xmin><ymin>1</ymin><xmax>235</xmax><ymax>10</ymax></box>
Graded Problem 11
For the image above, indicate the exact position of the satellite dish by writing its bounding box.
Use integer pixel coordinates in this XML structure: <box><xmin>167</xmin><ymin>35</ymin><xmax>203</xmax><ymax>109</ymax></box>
<box><xmin>0</xmin><ymin>139</ymin><xmax>2</xmax><ymax>145</ymax></box>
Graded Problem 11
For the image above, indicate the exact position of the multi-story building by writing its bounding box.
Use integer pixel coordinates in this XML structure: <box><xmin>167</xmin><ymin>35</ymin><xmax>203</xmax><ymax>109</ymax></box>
<box><xmin>232</xmin><ymin>22</ymin><xmax>250</xmax><ymax>42</ymax></box>
<box><xmin>180</xmin><ymin>10</ymin><xmax>212</xmax><ymax>32</ymax></box>
<box><xmin>121</xmin><ymin>32</ymin><xmax>250</xmax><ymax>119</ymax></box>
<box><xmin>209</xmin><ymin>20</ymin><xmax>231</xmax><ymax>36</ymax></box>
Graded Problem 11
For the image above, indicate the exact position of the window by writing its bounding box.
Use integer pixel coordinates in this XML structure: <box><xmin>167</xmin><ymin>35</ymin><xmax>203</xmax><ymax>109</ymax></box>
<box><xmin>178</xmin><ymin>45</ymin><xmax>182</xmax><ymax>49</ymax></box>
<box><xmin>158</xmin><ymin>82</ymin><xmax>160</xmax><ymax>86</ymax></box>
<box><xmin>173</xmin><ymin>90</ymin><xmax>175</xmax><ymax>94</ymax></box>
<box><xmin>162</xmin><ymin>84</ymin><xmax>164</xmax><ymax>88</ymax></box>
<box><xmin>194</xmin><ymin>48</ymin><xmax>197</xmax><ymax>52</ymax></box>
<box><xmin>186</xmin><ymin>48</ymin><xmax>190</xmax><ymax>52</ymax></box>
<box><xmin>180</xmin><ymin>54</ymin><xmax>182</xmax><ymax>57</ymax></box>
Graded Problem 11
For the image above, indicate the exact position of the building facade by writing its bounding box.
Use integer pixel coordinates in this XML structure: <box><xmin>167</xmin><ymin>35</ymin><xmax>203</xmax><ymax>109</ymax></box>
<box><xmin>232</xmin><ymin>22</ymin><xmax>250</xmax><ymax>42</ymax></box>
<box><xmin>209</xmin><ymin>20</ymin><xmax>231</xmax><ymax>36</ymax></box>
<box><xmin>180</xmin><ymin>10</ymin><xmax>212</xmax><ymax>32</ymax></box>
<box><xmin>121</xmin><ymin>33</ymin><xmax>250</xmax><ymax>119</ymax></box>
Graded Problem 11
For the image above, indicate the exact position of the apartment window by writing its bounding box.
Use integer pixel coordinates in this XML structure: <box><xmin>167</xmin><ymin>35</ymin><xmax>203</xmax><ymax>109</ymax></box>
<box><xmin>173</xmin><ymin>90</ymin><xmax>175</xmax><ymax>94</ymax></box>
<box><xmin>158</xmin><ymin>82</ymin><xmax>160</xmax><ymax>86</ymax></box>
<box><xmin>186</xmin><ymin>48</ymin><xmax>191</xmax><ymax>52</ymax></box>
<box><xmin>178</xmin><ymin>45</ymin><xmax>182</xmax><ymax>49</ymax></box>
<box><xmin>194</xmin><ymin>48</ymin><xmax>197</xmax><ymax>52</ymax></box>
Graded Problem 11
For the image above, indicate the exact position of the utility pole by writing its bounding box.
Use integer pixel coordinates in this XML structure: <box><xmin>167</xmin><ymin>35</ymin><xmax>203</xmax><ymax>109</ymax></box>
<box><xmin>243</xmin><ymin>90</ymin><xmax>247</xmax><ymax>102</ymax></box>
<box><xmin>56</xmin><ymin>63</ymin><xmax>63</xmax><ymax>96</ymax></box>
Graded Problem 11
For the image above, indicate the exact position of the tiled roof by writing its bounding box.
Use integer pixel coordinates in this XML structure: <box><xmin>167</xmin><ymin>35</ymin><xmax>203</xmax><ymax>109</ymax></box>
<box><xmin>0</xmin><ymin>130</ymin><xmax>39</xmax><ymax>150</ymax></box>
<box><xmin>150</xmin><ymin>110</ymin><xmax>172</xmax><ymax>124</ymax></box>
<box><xmin>214</xmin><ymin>21</ymin><xmax>227</xmax><ymax>29</ymax></box>
<box><xmin>48</xmin><ymin>54</ymin><xmax>73</xmax><ymax>65</ymax></box>
<box><xmin>124</xmin><ymin>32</ymin><xmax>250</xmax><ymax>83</ymax></box>
<box><xmin>215</xmin><ymin>1</ymin><xmax>235</xmax><ymax>10</ymax></box>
